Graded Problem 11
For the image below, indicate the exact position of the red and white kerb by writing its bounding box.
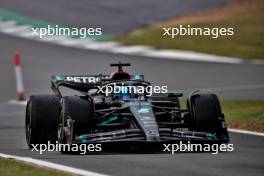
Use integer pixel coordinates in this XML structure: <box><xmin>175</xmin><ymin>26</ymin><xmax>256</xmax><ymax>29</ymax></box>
<box><xmin>14</xmin><ymin>52</ymin><xmax>26</xmax><ymax>101</ymax></box>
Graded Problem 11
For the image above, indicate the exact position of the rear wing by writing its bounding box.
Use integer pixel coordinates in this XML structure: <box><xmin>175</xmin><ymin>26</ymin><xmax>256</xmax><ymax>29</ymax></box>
<box><xmin>51</xmin><ymin>75</ymin><xmax>110</xmax><ymax>97</ymax></box>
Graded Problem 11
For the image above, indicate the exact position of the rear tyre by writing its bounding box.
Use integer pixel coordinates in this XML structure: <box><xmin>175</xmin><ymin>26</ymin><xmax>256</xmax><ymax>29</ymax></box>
<box><xmin>191</xmin><ymin>94</ymin><xmax>229</xmax><ymax>140</ymax></box>
<box><xmin>25</xmin><ymin>95</ymin><xmax>60</xmax><ymax>149</ymax></box>
<box><xmin>58</xmin><ymin>96</ymin><xmax>95</xmax><ymax>146</ymax></box>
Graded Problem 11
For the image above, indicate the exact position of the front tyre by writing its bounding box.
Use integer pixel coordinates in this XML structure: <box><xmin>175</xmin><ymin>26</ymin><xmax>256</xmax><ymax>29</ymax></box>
<box><xmin>191</xmin><ymin>94</ymin><xmax>229</xmax><ymax>142</ymax></box>
<box><xmin>25</xmin><ymin>95</ymin><xmax>60</xmax><ymax>149</ymax></box>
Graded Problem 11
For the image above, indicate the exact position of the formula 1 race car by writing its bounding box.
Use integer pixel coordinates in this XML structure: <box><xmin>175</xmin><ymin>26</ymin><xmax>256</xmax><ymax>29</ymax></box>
<box><xmin>25</xmin><ymin>62</ymin><xmax>229</xmax><ymax>152</ymax></box>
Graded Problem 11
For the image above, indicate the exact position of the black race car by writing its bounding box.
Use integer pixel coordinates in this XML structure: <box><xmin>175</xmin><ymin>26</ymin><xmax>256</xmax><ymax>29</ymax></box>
<box><xmin>25</xmin><ymin>62</ymin><xmax>229</xmax><ymax>152</ymax></box>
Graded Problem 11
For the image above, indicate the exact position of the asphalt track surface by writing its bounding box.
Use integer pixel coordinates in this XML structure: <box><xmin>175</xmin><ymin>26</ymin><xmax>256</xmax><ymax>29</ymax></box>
<box><xmin>0</xmin><ymin>0</ymin><xmax>231</xmax><ymax>35</ymax></box>
<box><xmin>0</xmin><ymin>0</ymin><xmax>264</xmax><ymax>176</ymax></box>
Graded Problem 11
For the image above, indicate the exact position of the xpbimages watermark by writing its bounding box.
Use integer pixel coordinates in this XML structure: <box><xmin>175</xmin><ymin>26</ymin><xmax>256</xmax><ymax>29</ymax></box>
<box><xmin>97</xmin><ymin>83</ymin><xmax>168</xmax><ymax>96</ymax></box>
<box><xmin>31</xmin><ymin>141</ymin><xmax>102</xmax><ymax>154</ymax></box>
<box><xmin>163</xmin><ymin>141</ymin><xmax>234</xmax><ymax>154</ymax></box>
<box><xmin>31</xmin><ymin>25</ymin><xmax>102</xmax><ymax>38</ymax></box>
<box><xmin>163</xmin><ymin>25</ymin><xmax>234</xmax><ymax>39</ymax></box>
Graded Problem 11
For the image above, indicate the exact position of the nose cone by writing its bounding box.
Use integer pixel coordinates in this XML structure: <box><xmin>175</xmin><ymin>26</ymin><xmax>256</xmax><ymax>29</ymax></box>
<box><xmin>128</xmin><ymin>101</ymin><xmax>160</xmax><ymax>142</ymax></box>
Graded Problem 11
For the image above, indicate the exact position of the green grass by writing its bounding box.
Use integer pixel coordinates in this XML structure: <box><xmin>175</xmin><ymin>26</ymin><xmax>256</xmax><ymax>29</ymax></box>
<box><xmin>116</xmin><ymin>12</ymin><xmax>264</xmax><ymax>60</ymax></box>
<box><xmin>0</xmin><ymin>157</ymin><xmax>74</xmax><ymax>176</ymax></box>
<box><xmin>221</xmin><ymin>100</ymin><xmax>264</xmax><ymax>132</ymax></box>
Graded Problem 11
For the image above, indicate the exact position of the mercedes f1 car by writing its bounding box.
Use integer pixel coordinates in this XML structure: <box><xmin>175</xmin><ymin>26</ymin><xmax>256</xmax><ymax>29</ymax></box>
<box><xmin>25</xmin><ymin>62</ymin><xmax>229</xmax><ymax>152</ymax></box>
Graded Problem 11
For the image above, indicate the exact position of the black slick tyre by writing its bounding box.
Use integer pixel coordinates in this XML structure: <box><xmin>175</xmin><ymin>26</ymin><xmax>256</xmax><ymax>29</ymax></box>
<box><xmin>191</xmin><ymin>94</ymin><xmax>229</xmax><ymax>140</ymax></box>
<box><xmin>25</xmin><ymin>95</ymin><xmax>60</xmax><ymax>149</ymax></box>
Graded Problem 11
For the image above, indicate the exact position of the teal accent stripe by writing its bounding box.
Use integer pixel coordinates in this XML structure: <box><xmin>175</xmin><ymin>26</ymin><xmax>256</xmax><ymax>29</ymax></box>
<box><xmin>100</xmin><ymin>116</ymin><xmax>118</xmax><ymax>125</ymax></box>
<box><xmin>0</xmin><ymin>8</ymin><xmax>113</xmax><ymax>41</ymax></box>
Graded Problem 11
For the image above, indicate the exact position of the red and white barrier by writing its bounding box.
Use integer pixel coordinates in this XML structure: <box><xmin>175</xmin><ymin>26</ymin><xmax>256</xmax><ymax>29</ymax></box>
<box><xmin>14</xmin><ymin>52</ymin><xmax>26</xmax><ymax>101</ymax></box>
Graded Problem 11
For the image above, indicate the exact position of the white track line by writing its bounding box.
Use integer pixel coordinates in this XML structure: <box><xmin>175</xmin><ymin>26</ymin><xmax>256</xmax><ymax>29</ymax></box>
<box><xmin>141</xmin><ymin>49</ymin><xmax>243</xmax><ymax>64</ymax></box>
<box><xmin>0</xmin><ymin>153</ymin><xmax>109</xmax><ymax>176</ymax></box>
<box><xmin>8</xmin><ymin>100</ymin><xmax>27</xmax><ymax>106</ymax></box>
<box><xmin>228</xmin><ymin>128</ymin><xmax>264</xmax><ymax>137</ymax></box>
<box><xmin>1</xmin><ymin>19</ymin><xmax>264</xmax><ymax>64</ymax></box>
<box><xmin>111</xmin><ymin>45</ymin><xmax>153</xmax><ymax>54</ymax></box>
